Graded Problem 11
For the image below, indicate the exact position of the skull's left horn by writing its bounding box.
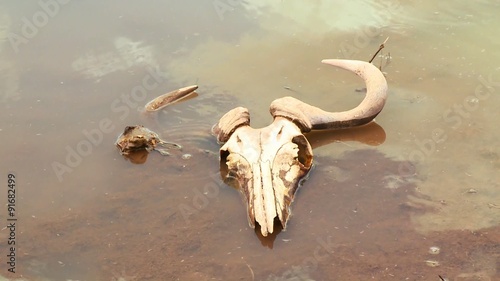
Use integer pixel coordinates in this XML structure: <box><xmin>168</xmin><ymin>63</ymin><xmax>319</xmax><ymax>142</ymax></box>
<box><xmin>270</xmin><ymin>59</ymin><xmax>388</xmax><ymax>132</ymax></box>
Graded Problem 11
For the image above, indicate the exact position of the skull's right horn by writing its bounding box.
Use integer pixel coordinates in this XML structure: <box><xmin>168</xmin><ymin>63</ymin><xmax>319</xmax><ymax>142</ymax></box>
<box><xmin>270</xmin><ymin>59</ymin><xmax>388</xmax><ymax>132</ymax></box>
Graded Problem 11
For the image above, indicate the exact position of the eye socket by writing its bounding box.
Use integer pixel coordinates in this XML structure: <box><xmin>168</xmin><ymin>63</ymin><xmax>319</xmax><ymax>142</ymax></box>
<box><xmin>220</xmin><ymin>149</ymin><xmax>229</xmax><ymax>169</ymax></box>
<box><xmin>219</xmin><ymin>149</ymin><xmax>245</xmax><ymax>190</ymax></box>
<box><xmin>219</xmin><ymin>149</ymin><xmax>231</xmax><ymax>182</ymax></box>
<box><xmin>292</xmin><ymin>135</ymin><xmax>313</xmax><ymax>168</ymax></box>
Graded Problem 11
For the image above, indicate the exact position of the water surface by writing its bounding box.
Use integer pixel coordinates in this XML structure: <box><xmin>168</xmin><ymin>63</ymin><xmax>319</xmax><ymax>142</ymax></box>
<box><xmin>0</xmin><ymin>0</ymin><xmax>499</xmax><ymax>280</ymax></box>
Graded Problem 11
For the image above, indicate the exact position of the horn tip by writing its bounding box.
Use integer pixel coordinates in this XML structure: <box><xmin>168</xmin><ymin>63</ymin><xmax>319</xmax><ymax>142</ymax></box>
<box><xmin>321</xmin><ymin>58</ymin><xmax>342</xmax><ymax>65</ymax></box>
<box><xmin>321</xmin><ymin>59</ymin><xmax>364</xmax><ymax>68</ymax></box>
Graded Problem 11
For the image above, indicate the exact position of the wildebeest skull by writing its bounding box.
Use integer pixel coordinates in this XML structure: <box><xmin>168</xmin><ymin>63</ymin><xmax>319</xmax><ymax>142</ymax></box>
<box><xmin>212</xmin><ymin>59</ymin><xmax>388</xmax><ymax>236</ymax></box>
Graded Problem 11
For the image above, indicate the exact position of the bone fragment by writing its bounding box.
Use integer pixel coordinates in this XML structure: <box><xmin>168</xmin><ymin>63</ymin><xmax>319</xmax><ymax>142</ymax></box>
<box><xmin>145</xmin><ymin>85</ymin><xmax>198</xmax><ymax>112</ymax></box>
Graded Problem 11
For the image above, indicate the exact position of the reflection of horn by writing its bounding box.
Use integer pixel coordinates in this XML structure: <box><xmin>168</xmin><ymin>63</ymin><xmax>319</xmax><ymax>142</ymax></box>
<box><xmin>305</xmin><ymin>121</ymin><xmax>386</xmax><ymax>150</ymax></box>
<box><xmin>270</xmin><ymin>59</ymin><xmax>388</xmax><ymax>132</ymax></box>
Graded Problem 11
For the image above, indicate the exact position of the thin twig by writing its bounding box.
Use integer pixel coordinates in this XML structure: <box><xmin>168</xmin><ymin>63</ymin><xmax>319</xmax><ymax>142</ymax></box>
<box><xmin>369</xmin><ymin>37</ymin><xmax>390</xmax><ymax>63</ymax></box>
<box><xmin>379</xmin><ymin>49</ymin><xmax>384</xmax><ymax>70</ymax></box>
<box><xmin>246</xmin><ymin>263</ymin><xmax>255</xmax><ymax>281</ymax></box>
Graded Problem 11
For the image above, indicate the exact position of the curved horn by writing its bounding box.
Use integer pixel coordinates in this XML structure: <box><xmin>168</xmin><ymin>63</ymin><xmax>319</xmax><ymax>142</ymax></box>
<box><xmin>270</xmin><ymin>59</ymin><xmax>388</xmax><ymax>132</ymax></box>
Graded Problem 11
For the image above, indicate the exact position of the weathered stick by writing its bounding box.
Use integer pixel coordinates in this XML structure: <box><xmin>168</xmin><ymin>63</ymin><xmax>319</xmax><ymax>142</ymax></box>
<box><xmin>369</xmin><ymin>37</ymin><xmax>389</xmax><ymax>63</ymax></box>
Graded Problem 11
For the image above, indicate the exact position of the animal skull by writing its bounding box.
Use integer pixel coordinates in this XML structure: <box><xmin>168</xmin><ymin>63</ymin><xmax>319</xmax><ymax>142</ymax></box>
<box><xmin>213</xmin><ymin>59</ymin><xmax>388</xmax><ymax>236</ymax></box>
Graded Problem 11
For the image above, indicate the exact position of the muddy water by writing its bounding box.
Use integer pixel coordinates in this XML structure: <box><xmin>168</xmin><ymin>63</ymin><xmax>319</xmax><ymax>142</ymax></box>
<box><xmin>0</xmin><ymin>0</ymin><xmax>499</xmax><ymax>280</ymax></box>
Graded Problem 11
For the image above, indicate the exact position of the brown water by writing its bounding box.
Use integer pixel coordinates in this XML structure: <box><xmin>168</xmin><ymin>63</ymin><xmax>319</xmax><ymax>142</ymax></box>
<box><xmin>0</xmin><ymin>1</ymin><xmax>499</xmax><ymax>280</ymax></box>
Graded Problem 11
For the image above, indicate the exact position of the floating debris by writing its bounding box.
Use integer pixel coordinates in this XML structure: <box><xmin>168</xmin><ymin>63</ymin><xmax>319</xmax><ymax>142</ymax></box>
<box><xmin>115</xmin><ymin>125</ymin><xmax>181</xmax><ymax>156</ymax></box>
<box><xmin>145</xmin><ymin>85</ymin><xmax>198</xmax><ymax>112</ymax></box>
<box><xmin>488</xmin><ymin>203</ymin><xmax>500</xmax><ymax>209</ymax></box>
<box><xmin>425</xmin><ymin>260</ymin><xmax>440</xmax><ymax>267</ymax></box>
<box><xmin>429</xmin><ymin>246</ymin><xmax>440</xmax><ymax>255</ymax></box>
<box><xmin>465</xmin><ymin>188</ymin><xmax>478</xmax><ymax>194</ymax></box>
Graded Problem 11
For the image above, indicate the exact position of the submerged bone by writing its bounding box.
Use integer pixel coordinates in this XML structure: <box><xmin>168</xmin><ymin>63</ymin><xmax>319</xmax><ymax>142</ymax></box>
<box><xmin>115</xmin><ymin>125</ymin><xmax>181</xmax><ymax>155</ymax></box>
<box><xmin>145</xmin><ymin>85</ymin><xmax>198</xmax><ymax>112</ymax></box>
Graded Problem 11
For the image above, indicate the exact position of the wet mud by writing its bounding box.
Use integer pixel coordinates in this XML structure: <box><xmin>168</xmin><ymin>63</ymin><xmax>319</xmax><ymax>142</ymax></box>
<box><xmin>18</xmin><ymin>149</ymin><xmax>499</xmax><ymax>280</ymax></box>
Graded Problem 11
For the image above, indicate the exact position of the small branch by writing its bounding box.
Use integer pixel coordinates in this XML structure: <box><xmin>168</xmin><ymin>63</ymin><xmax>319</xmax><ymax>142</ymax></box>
<box><xmin>246</xmin><ymin>263</ymin><xmax>255</xmax><ymax>281</ymax></box>
<box><xmin>369</xmin><ymin>37</ymin><xmax>390</xmax><ymax>63</ymax></box>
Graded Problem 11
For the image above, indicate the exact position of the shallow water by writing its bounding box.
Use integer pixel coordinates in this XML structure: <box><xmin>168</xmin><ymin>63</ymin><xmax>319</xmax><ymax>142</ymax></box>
<box><xmin>0</xmin><ymin>0</ymin><xmax>499</xmax><ymax>280</ymax></box>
